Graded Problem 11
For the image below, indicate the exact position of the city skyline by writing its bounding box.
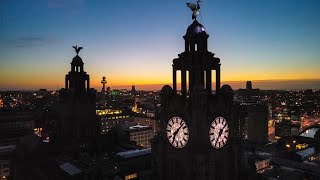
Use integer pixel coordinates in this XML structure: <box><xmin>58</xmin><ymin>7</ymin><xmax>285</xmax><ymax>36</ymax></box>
<box><xmin>1</xmin><ymin>0</ymin><xmax>320</xmax><ymax>90</ymax></box>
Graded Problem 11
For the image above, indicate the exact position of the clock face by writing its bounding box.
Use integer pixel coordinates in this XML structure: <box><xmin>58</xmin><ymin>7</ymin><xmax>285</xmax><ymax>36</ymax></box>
<box><xmin>166</xmin><ymin>116</ymin><xmax>189</xmax><ymax>148</ymax></box>
<box><xmin>209</xmin><ymin>117</ymin><xmax>229</xmax><ymax>149</ymax></box>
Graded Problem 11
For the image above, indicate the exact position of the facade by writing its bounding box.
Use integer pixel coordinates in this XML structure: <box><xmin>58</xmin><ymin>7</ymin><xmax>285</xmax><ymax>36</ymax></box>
<box><xmin>128</xmin><ymin>125</ymin><xmax>154</xmax><ymax>148</ymax></box>
<box><xmin>97</xmin><ymin>108</ymin><xmax>131</xmax><ymax>134</ymax></box>
<box><xmin>0</xmin><ymin>112</ymin><xmax>34</xmax><ymax>131</ymax></box>
<box><xmin>240</xmin><ymin>103</ymin><xmax>269</xmax><ymax>144</ymax></box>
<box><xmin>0</xmin><ymin>159</ymin><xmax>10</xmax><ymax>180</ymax></box>
<box><xmin>0</xmin><ymin>112</ymin><xmax>34</xmax><ymax>180</ymax></box>
<box><xmin>152</xmin><ymin>19</ymin><xmax>251</xmax><ymax>180</ymax></box>
<box><xmin>56</xmin><ymin>47</ymin><xmax>98</xmax><ymax>143</ymax></box>
<box><xmin>255</xmin><ymin>158</ymin><xmax>270</xmax><ymax>173</ymax></box>
<box><xmin>133</xmin><ymin>116</ymin><xmax>159</xmax><ymax>133</ymax></box>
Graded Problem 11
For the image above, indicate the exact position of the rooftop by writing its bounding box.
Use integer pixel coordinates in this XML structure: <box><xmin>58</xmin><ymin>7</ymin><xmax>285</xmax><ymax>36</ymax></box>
<box><xmin>116</xmin><ymin>148</ymin><xmax>151</xmax><ymax>159</ymax></box>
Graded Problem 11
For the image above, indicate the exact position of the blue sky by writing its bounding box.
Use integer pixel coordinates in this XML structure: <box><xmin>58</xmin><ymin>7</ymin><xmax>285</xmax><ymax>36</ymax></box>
<box><xmin>0</xmin><ymin>0</ymin><xmax>320</xmax><ymax>90</ymax></box>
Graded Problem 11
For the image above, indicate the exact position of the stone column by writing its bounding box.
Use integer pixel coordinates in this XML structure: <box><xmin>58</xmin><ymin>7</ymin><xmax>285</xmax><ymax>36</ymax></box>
<box><xmin>216</xmin><ymin>66</ymin><xmax>221</xmax><ymax>92</ymax></box>
<box><xmin>206</xmin><ymin>70</ymin><xmax>212</xmax><ymax>94</ymax></box>
<box><xmin>181</xmin><ymin>69</ymin><xmax>187</xmax><ymax>96</ymax></box>
<box><xmin>87</xmin><ymin>78</ymin><xmax>90</xmax><ymax>90</ymax></box>
<box><xmin>173</xmin><ymin>67</ymin><xmax>177</xmax><ymax>93</ymax></box>
<box><xmin>65</xmin><ymin>77</ymin><xmax>68</xmax><ymax>89</ymax></box>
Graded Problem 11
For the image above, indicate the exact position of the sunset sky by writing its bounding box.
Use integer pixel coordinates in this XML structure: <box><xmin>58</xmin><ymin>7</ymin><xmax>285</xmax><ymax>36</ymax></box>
<box><xmin>0</xmin><ymin>0</ymin><xmax>319</xmax><ymax>90</ymax></box>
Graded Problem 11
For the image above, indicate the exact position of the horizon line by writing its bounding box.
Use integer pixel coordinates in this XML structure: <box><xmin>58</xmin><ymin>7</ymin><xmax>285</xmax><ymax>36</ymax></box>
<box><xmin>1</xmin><ymin>78</ymin><xmax>320</xmax><ymax>91</ymax></box>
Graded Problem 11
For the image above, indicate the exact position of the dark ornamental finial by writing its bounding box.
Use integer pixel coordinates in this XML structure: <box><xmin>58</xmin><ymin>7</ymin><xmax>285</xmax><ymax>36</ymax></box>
<box><xmin>186</xmin><ymin>0</ymin><xmax>201</xmax><ymax>20</ymax></box>
<box><xmin>72</xmin><ymin>45</ymin><xmax>83</xmax><ymax>55</ymax></box>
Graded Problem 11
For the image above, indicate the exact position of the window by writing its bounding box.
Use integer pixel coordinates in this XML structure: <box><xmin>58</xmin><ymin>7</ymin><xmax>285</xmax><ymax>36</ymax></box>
<box><xmin>2</xmin><ymin>168</ymin><xmax>9</xmax><ymax>174</ymax></box>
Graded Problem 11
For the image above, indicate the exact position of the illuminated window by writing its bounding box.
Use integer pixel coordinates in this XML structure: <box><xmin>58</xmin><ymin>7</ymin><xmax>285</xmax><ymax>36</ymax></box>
<box><xmin>125</xmin><ymin>173</ymin><xmax>137</xmax><ymax>180</ymax></box>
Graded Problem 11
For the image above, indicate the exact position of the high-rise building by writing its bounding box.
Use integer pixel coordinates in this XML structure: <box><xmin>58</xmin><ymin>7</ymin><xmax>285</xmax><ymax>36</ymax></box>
<box><xmin>240</xmin><ymin>103</ymin><xmax>269</xmax><ymax>144</ymax></box>
<box><xmin>152</xmin><ymin>17</ymin><xmax>254</xmax><ymax>179</ymax></box>
<box><xmin>131</xmin><ymin>85</ymin><xmax>137</xmax><ymax>95</ymax></box>
<box><xmin>246</xmin><ymin>81</ymin><xmax>253</xmax><ymax>90</ymax></box>
<box><xmin>97</xmin><ymin>108</ymin><xmax>131</xmax><ymax>134</ymax></box>
<box><xmin>56</xmin><ymin>46</ymin><xmax>98</xmax><ymax>143</ymax></box>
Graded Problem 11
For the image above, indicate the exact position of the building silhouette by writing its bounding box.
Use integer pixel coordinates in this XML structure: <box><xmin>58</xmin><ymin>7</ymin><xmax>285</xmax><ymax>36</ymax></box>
<box><xmin>56</xmin><ymin>47</ymin><xmax>98</xmax><ymax>144</ymax></box>
<box><xmin>101</xmin><ymin>76</ymin><xmax>107</xmax><ymax>93</ymax></box>
<box><xmin>246</xmin><ymin>81</ymin><xmax>253</xmax><ymax>90</ymax></box>
<box><xmin>238</xmin><ymin>81</ymin><xmax>261</xmax><ymax>103</ymax></box>
<box><xmin>131</xmin><ymin>85</ymin><xmax>137</xmax><ymax>95</ymax></box>
<box><xmin>239</xmin><ymin>103</ymin><xmax>269</xmax><ymax>144</ymax></box>
<box><xmin>152</xmin><ymin>20</ymin><xmax>255</xmax><ymax>180</ymax></box>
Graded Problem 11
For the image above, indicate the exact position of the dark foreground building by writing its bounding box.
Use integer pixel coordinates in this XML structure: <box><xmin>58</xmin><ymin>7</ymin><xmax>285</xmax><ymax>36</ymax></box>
<box><xmin>151</xmin><ymin>18</ymin><xmax>256</xmax><ymax>180</ymax></box>
<box><xmin>56</xmin><ymin>48</ymin><xmax>98</xmax><ymax>145</ymax></box>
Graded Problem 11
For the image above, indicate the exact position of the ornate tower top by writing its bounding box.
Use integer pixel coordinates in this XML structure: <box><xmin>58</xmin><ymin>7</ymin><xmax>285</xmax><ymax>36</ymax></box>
<box><xmin>63</xmin><ymin>46</ymin><xmax>91</xmax><ymax>98</ymax></box>
<box><xmin>171</xmin><ymin>10</ymin><xmax>221</xmax><ymax>96</ymax></box>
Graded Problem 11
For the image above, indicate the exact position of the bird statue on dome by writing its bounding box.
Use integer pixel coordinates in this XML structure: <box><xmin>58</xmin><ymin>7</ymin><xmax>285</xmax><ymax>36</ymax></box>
<box><xmin>186</xmin><ymin>0</ymin><xmax>201</xmax><ymax>20</ymax></box>
<box><xmin>72</xmin><ymin>45</ymin><xmax>83</xmax><ymax>55</ymax></box>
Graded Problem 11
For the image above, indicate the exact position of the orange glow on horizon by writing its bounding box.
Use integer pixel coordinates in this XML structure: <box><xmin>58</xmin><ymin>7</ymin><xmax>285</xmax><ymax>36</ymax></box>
<box><xmin>1</xmin><ymin>66</ymin><xmax>319</xmax><ymax>90</ymax></box>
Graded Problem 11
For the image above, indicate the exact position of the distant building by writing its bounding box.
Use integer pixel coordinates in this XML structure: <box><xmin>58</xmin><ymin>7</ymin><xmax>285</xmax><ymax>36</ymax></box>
<box><xmin>112</xmin><ymin>148</ymin><xmax>152</xmax><ymax>179</ymax></box>
<box><xmin>255</xmin><ymin>158</ymin><xmax>271</xmax><ymax>173</ymax></box>
<box><xmin>0</xmin><ymin>112</ymin><xmax>34</xmax><ymax>148</ymax></box>
<box><xmin>128</xmin><ymin>125</ymin><xmax>154</xmax><ymax>148</ymax></box>
<box><xmin>240</xmin><ymin>103</ymin><xmax>269</xmax><ymax>144</ymax></box>
<box><xmin>275</xmin><ymin>120</ymin><xmax>291</xmax><ymax>139</ymax></box>
<box><xmin>275</xmin><ymin>108</ymin><xmax>293</xmax><ymax>139</ymax></box>
<box><xmin>0</xmin><ymin>111</ymin><xmax>35</xmax><ymax>180</ymax></box>
<box><xmin>97</xmin><ymin>108</ymin><xmax>131</xmax><ymax>134</ymax></box>
<box><xmin>0</xmin><ymin>159</ymin><xmax>10</xmax><ymax>180</ymax></box>
<box><xmin>132</xmin><ymin>116</ymin><xmax>159</xmax><ymax>133</ymax></box>
<box><xmin>262</xmin><ymin>127</ymin><xmax>320</xmax><ymax>179</ymax></box>
<box><xmin>246</xmin><ymin>81</ymin><xmax>253</xmax><ymax>90</ymax></box>
<box><xmin>0</xmin><ymin>112</ymin><xmax>34</xmax><ymax>131</ymax></box>
<box><xmin>101</xmin><ymin>76</ymin><xmax>107</xmax><ymax>93</ymax></box>
<box><xmin>238</xmin><ymin>81</ymin><xmax>261</xmax><ymax>103</ymax></box>
<box><xmin>131</xmin><ymin>85</ymin><xmax>137</xmax><ymax>95</ymax></box>
<box><xmin>107</xmin><ymin>87</ymin><xmax>111</xmax><ymax>95</ymax></box>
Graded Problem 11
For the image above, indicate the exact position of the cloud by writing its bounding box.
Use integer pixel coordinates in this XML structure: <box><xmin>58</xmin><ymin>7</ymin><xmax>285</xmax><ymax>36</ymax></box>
<box><xmin>47</xmin><ymin>0</ymin><xmax>65</xmax><ymax>8</ymax></box>
<box><xmin>47</xmin><ymin>0</ymin><xmax>85</xmax><ymax>9</ymax></box>
<box><xmin>11</xmin><ymin>36</ymin><xmax>58</xmax><ymax>48</ymax></box>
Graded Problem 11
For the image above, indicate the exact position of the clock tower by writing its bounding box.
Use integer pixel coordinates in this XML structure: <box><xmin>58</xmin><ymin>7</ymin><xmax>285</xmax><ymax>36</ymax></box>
<box><xmin>57</xmin><ymin>46</ymin><xmax>98</xmax><ymax>145</ymax></box>
<box><xmin>152</xmin><ymin>19</ymin><xmax>246</xmax><ymax>180</ymax></box>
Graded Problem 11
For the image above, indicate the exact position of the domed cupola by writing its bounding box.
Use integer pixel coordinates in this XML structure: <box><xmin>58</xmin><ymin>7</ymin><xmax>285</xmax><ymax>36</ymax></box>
<box><xmin>184</xmin><ymin>20</ymin><xmax>209</xmax><ymax>52</ymax></box>
<box><xmin>65</xmin><ymin>46</ymin><xmax>90</xmax><ymax>92</ymax></box>
<box><xmin>71</xmin><ymin>55</ymin><xmax>84</xmax><ymax>72</ymax></box>
<box><xmin>186</xmin><ymin>20</ymin><xmax>207</xmax><ymax>36</ymax></box>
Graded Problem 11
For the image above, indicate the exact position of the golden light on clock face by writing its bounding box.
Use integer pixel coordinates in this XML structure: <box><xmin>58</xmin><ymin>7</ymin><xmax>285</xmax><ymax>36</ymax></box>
<box><xmin>166</xmin><ymin>116</ymin><xmax>189</xmax><ymax>148</ymax></box>
<box><xmin>209</xmin><ymin>117</ymin><xmax>229</xmax><ymax>149</ymax></box>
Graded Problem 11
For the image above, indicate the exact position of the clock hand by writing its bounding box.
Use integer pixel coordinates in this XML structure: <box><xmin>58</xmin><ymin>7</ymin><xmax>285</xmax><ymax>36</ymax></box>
<box><xmin>218</xmin><ymin>128</ymin><xmax>223</xmax><ymax>140</ymax></box>
<box><xmin>217</xmin><ymin>123</ymin><xmax>227</xmax><ymax>139</ymax></box>
<box><xmin>173</xmin><ymin>124</ymin><xmax>183</xmax><ymax>141</ymax></box>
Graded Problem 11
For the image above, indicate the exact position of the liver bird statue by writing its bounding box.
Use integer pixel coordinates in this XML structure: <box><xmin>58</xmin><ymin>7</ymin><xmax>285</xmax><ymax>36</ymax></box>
<box><xmin>186</xmin><ymin>0</ymin><xmax>201</xmax><ymax>20</ymax></box>
<box><xmin>72</xmin><ymin>45</ymin><xmax>83</xmax><ymax>55</ymax></box>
